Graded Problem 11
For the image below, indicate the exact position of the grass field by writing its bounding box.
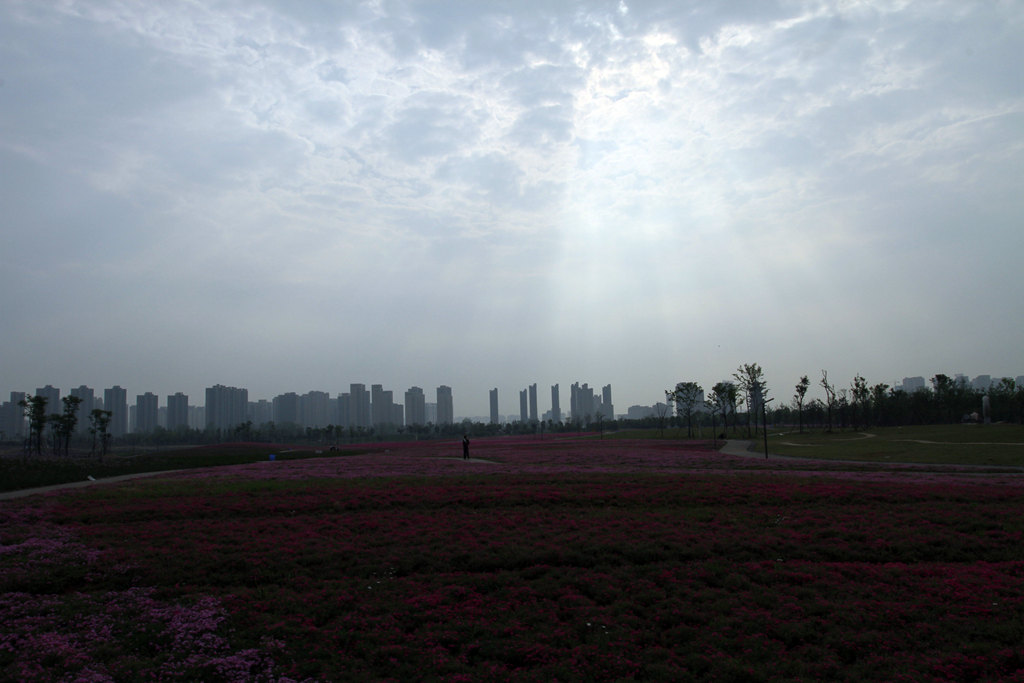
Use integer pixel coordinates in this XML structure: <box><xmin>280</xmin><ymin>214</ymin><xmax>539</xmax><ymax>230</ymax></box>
<box><xmin>3</xmin><ymin>436</ymin><xmax>1024</xmax><ymax>681</ymax></box>
<box><xmin>766</xmin><ymin>424</ymin><xmax>1024</xmax><ymax>466</ymax></box>
<box><xmin>0</xmin><ymin>443</ymin><xmax>376</xmax><ymax>493</ymax></box>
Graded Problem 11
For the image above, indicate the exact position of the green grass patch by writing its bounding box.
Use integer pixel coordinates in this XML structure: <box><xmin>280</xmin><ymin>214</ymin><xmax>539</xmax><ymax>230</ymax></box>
<box><xmin>767</xmin><ymin>424</ymin><xmax>1024</xmax><ymax>466</ymax></box>
<box><xmin>0</xmin><ymin>443</ymin><xmax>375</xmax><ymax>493</ymax></box>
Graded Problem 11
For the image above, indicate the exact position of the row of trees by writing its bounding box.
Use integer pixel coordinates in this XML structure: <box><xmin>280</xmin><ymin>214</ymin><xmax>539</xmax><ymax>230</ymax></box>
<box><xmin>16</xmin><ymin>395</ymin><xmax>112</xmax><ymax>459</ymax></box>
<box><xmin>667</xmin><ymin>367</ymin><xmax>1024</xmax><ymax>437</ymax></box>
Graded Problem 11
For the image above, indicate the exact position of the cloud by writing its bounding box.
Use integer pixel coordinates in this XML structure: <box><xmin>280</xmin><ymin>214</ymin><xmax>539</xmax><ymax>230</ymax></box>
<box><xmin>1</xmin><ymin>0</ymin><xmax>1022</xmax><ymax>413</ymax></box>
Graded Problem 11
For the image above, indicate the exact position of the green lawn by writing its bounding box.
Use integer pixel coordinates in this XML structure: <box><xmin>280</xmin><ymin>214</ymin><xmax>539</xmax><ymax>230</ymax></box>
<box><xmin>766</xmin><ymin>423</ymin><xmax>1024</xmax><ymax>466</ymax></box>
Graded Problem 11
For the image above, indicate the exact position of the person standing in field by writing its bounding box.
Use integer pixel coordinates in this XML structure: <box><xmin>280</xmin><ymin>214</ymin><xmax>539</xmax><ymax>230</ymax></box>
<box><xmin>462</xmin><ymin>434</ymin><xmax>470</xmax><ymax>460</ymax></box>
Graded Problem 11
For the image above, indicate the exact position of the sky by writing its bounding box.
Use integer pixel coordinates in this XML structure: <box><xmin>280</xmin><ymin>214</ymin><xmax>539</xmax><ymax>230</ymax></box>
<box><xmin>2</xmin><ymin>0</ymin><xmax>1022</xmax><ymax>418</ymax></box>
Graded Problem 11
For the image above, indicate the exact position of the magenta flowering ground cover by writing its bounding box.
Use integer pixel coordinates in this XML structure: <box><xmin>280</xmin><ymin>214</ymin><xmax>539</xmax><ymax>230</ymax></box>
<box><xmin>3</xmin><ymin>438</ymin><xmax>1024</xmax><ymax>681</ymax></box>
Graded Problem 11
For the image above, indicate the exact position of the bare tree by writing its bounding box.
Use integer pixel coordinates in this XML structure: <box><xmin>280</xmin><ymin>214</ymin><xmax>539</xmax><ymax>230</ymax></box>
<box><xmin>820</xmin><ymin>370</ymin><xmax>836</xmax><ymax>433</ymax></box>
<box><xmin>794</xmin><ymin>375</ymin><xmax>809</xmax><ymax>433</ymax></box>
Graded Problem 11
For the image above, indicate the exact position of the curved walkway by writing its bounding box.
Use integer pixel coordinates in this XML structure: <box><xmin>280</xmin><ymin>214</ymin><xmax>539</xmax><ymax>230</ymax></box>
<box><xmin>0</xmin><ymin>469</ymin><xmax>187</xmax><ymax>501</ymax></box>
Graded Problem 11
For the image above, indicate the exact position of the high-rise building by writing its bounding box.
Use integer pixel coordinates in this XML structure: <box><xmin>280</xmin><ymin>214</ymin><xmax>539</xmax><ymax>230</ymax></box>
<box><xmin>349</xmin><ymin>384</ymin><xmax>370</xmax><ymax>428</ymax></box>
<box><xmin>248</xmin><ymin>399</ymin><xmax>272</xmax><ymax>426</ymax></box>
<box><xmin>135</xmin><ymin>392</ymin><xmax>159</xmax><ymax>433</ymax></box>
<box><xmin>104</xmin><ymin>385</ymin><xmax>128</xmax><ymax>437</ymax></box>
<box><xmin>489</xmin><ymin>388</ymin><xmax>499</xmax><ymax>425</ymax></box>
<box><xmin>405</xmin><ymin>387</ymin><xmax>426</xmax><ymax>426</ymax></box>
<box><xmin>70</xmin><ymin>385</ymin><xmax>95</xmax><ymax>433</ymax></box>
<box><xmin>167</xmin><ymin>392</ymin><xmax>189</xmax><ymax>431</ymax></box>
<box><xmin>571</xmin><ymin>382</ymin><xmax>596</xmax><ymax>423</ymax></box>
<box><xmin>519</xmin><ymin>389</ymin><xmax>528</xmax><ymax>422</ymax></box>
<box><xmin>371</xmin><ymin>384</ymin><xmax>395</xmax><ymax>429</ymax></box>
<box><xmin>529</xmin><ymin>383</ymin><xmax>538</xmax><ymax>422</ymax></box>
<box><xmin>436</xmin><ymin>386</ymin><xmax>453</xmax><ymax>426</ymax></box>
<box><xmin>337</xmin><ymin>393</ymin><xmax>351</xmax><ymax>429</ymax></box>
<box><xmin>301</xmin><ymin>391</ymin><xmax>331</xmax><ymax>428</ymax></box>
<box><xmin>272</xmin><ymin>392</ymin><xmax>300</xmax><ymax>425</ymax></box>
<box><xmin>205</xmin><ymin>384</ymin><xmax>248</xmax><ymax>431</ymax></box>
<box><xmin>35</xmin><ymin>385</ymin><xmax>61</xmax><ymax>413</ymax></box>
<box><xmin>602</xmin><ymin>384</ymin><xmax>614</xmax><ymax>420</ymax></box>
<box><xmin>0</xmin><ymin>391</ymin><xmax>27</xmax><ymax>439</ymax></box>
<box><xmin>551</xmin><ymin>384</ymin><xmax>561</xmax><ymax>423</ymax></box>
<box><xmin>902</xmin><ymin>377</ymin><xmax>926</xmax><ymax>393</ymax></box>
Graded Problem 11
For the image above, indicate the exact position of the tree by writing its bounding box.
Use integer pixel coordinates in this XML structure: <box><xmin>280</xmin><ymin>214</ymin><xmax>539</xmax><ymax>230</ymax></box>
<box><xmin>89</xmin><ymin>409</ymin><xmax>113</xmax><ymax>460</ymax></box>
<box><xmin>670</xmin><ymin>382</ymin><xmax>703</xmax><ymax>438</ymax></box>
<box><xmin>54</xmin><ymin>395</ymin><xmax>82</xmax><ymax>457</ymax></box>
<box><xmin>733</xmin><ymin>364</ymin><xmax>764</xmax><ymax>437</ymax></box>
<box><xmin>793</xmin><ymin>375</ymin><xmax>809</xmax><ymax>433</ymax></box>
<box><xmin>18</xmin><ymin>395</ymin><xmax>49</xmax><ymax>458</ymax></box>
<box><xmin>850</xmin><ymin>374</ymin><xmax>870</xmax><ymax>429</ymax></box>
<box><xmin>709</xmin><ymin>382</ymin><xmax>735</xmax><ymax>437</ymax></box>
<box><xmin>820</xmin><ymin>370</ymin><xmax>836</xmax><ymax>432</ymax></box>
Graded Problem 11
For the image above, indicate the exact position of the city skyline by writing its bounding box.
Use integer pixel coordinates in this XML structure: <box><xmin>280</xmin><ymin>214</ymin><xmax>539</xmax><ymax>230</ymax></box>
<box><xmin>2</xmin><ymin>3</ymin><xmax>1021</xmax><ymax>419</ymax></box>
<box><xmin>4</xmin><ymin>370</ymin><xmax>1019</xmax><ymax>436</ymax></box>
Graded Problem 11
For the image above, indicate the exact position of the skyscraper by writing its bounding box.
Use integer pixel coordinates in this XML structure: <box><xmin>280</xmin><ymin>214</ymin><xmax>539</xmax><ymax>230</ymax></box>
<box><xmin>529</xmin><ymin>383</ymin><xmax>538</xmax><ymax>423</ymax></box>
<box><xmin>349</xmin><ymin>384</ymin><xmax>370</xmax><ymax>428</ymax></box>
<box><xmin>436</xmin><ymin>385</ymin><xmax>453</xmax><ymax>426</ymax></box>
<box><xmin>519</xmin><ymin>389</ymin><xmax>528</xmax><ymax>423</ymax></box>
<box><xmin>135</xmin><ymin>392</ymin><xmax>158</xmax><ymax>433</ymax></box>
<box><xmin>551</xmin><ymin>384</ymin><xmax>561</xmax><ymax>423</ymax></box>
<box><xmin>104</xmin><ymin>385</ymin><xmax>128</xmax><ymax>437</ymax></box>
<box><xmin>70</xmin><ymin>385</ymin><xmax>95</xmax><ymax>433</ymax></box>
<box><xmin>35</xmin><ymin>385</ymin><xmax>60</xmax><ymax>413</ymax></box>
<box><xmin>273</xmin><ymin>392</ymin><xmax>300</xmax><ymax>425</ymax></box>
<box><xmin>205</xmin><ymin>384</ymin><xmax>248</xmax><ymax>431</ymax></box>
<box><xmin>602</xmin><ymin>384</ymin><xmax>614</xmax><ymax>420</ymax></box>
<box><xmin>489</xmin><ymin>388</ymin><xmax>499</xmax><ymax>425</ymax></box>
<box><xmin>167</xmin><ymin>392</ymin><xmax>189</xmax><ymax>431</ymax></box>
<box><xmin>371</xmin><ymin>384</ymin><xmax>395</xmax><ymax>429</ymax></box>
<box><xmin>301</xmin><ymin>391</ymin><xmax>331</xmax><ymax>428</ymax></box>
<box><xmin>405</xmin><ymin>387</ymin><xmax>426</xmax><ymax>427</ymax></box>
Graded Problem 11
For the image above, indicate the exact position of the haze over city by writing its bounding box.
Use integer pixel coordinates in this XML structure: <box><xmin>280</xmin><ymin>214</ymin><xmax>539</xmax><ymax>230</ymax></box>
<box><xmin>2</xmin><ymin>1</ymin><xmax>1021</xmax><ymax>417</ymax></box>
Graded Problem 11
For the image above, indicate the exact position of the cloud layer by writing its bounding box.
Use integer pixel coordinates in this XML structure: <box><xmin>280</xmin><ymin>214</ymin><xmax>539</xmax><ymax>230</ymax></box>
<box><xmin>2</xmin><ymin>0</ymin><xmax>1022</xmax><ymax>414</ymax></box>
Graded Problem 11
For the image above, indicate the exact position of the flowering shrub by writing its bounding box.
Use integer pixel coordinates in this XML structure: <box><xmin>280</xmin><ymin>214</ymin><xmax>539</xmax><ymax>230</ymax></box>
<box><xmin>2</xmin><ymin>438</ymin><xmax>1024</xmax><ymax>680</ymax></box>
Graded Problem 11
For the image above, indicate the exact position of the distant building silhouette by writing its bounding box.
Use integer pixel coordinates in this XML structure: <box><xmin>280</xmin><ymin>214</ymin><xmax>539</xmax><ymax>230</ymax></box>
<box><xmin>301</xmin><ymin>390</ymin><xmax>331</xmax><ymax>428</ymax></box>
<box><xmin>602</xmin><ymin>384</ymin><xmax>614</xmax><ymax>420</ymax></box>
<box><xmin>902</xmin><ymin>377</ymin><xmax>926</xmax><ymax>393</ymax></box>
<box><xmin>529</xmin><ymin>383</ymin><xmax>538</xmax><ymax>422</ymax></box>
<box><xmin>489</xmin><ymin>388</ymin><xmax>499</xmax><ymax>425</ymax></box>
<box><xmin>70</xmin><ymin>385</ymin><xmax>95</xmax><ymax>434</ymax></box>
<box><xmin>436</xmin><ymin>386</ymin><xmax>453</xmax><ymax>425</ymax></box>
<box><xmin>406</xmin><ymin>386</ymin><xmax>426</xmax><ymax>426</ymax></box>
<box><xmin>519</xmin><ymin>389</ymin><xmax>528</xmax><ymax>423</ymax></box>
<box><xmin>135</xmin><ymin>392</ymin><xmax>158</xmax><ymax>433</ymax></box>
<box><xmin>35</xmin><ymin>385</ymin><xmax>61</xmax><ymax>413</ymax></box>
<box><xmin>205</xmin><ymin>384</ymin><xmax>248</xmax><ymax>432</ymax></box>
<box><xmin>0</xmin><ymin>391</ymin><xmax>27</xmax><ymax>439</ymax></box>
<box><xmin>167</xmin><ymin>392</ymin><xmax>189</xmax><ymax>431</ymax></box>
<box><xmin>104</xmin><ymin>385</ymin><xmax>128</xmax><ymax>437</ymax></box>
<box><xmin>551</xmin><ymin>384</ymin><xmax>561</xmax><ymax>423</ymax></box>
<box><xmin>349</xmin><ymin>384</ymin><xmax>370</xmax><ymax>429</ymax></box>
<box><xmin>273</xmin><ymin>392</ymin><xmax>300</xmax><ymax>425</ymax></box>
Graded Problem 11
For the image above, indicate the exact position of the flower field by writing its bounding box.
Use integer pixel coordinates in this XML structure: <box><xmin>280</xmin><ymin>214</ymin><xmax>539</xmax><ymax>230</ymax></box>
<box><xmin>3</xmin><ymin>437</ymin><xmax>1024</xmax><ymax>681</ymax></box>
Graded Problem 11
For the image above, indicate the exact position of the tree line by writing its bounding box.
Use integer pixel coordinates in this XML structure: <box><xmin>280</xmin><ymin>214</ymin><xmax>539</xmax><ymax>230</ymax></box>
<box><xmin>668</xmin><ymin>366</ymin><xmax>1024</xmax><ymax>438</ymax></box>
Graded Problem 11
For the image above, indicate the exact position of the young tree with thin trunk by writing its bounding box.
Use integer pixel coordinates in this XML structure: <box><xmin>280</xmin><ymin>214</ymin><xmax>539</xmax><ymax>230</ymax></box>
<box><xmin>794</xmin><ymin>375</ymin><xmax>809</xmax><ymax>433</ymax></box>
<box><xmin>820</xmin><ymin>370</ymin><xmax>836</xmax><ymax>433</ymax></box>
<box><xmin>89</xmin><ymin>409</ymin><xmax>113</xmax><ymax>460</ymax></box>
<box><xmin>734</xmin><ymin>364</ymin><xmax>765</xmax><ymax>437</ymax></box>
<box><xmin>670</xmin><ymin>382</ymin><xmax>703</xmax><ymax>438</ymax></box>
<box><xmin>18</xmin><ymin>395</ymin><xmax>48</xmax><ymax>458</ymax></box>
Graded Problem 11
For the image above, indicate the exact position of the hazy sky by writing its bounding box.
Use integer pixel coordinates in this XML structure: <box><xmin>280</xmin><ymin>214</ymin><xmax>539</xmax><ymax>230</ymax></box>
<box><xmin>2</xmin><ymin>1</ymin><xmax>1022</xmax><ymax>417</ymax></box>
